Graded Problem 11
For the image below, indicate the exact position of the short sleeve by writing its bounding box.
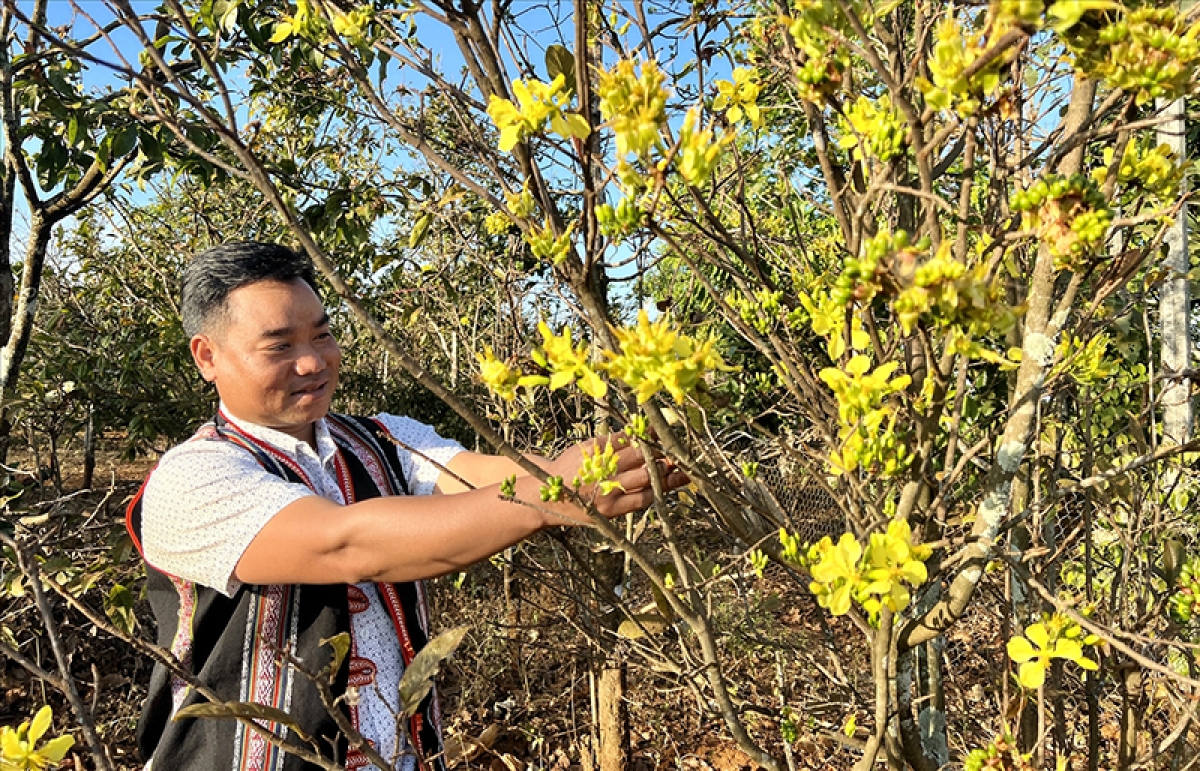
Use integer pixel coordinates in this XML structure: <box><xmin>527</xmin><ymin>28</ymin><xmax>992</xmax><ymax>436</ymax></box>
<box><xmin>373</xmin><ymin>414</ymin><xmax>466</xmax><ymax>497</ymax></box>
<box><xmin>141</xmin><ymin>439</ymin><xmax>316</xmax><ymax>596</ymax></box>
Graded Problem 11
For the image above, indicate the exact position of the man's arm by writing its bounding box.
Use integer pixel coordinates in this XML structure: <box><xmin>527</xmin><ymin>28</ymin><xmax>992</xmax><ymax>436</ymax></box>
<box><xmin>433</xmin><ymin>450</ymin><xmax>549</xmax><ymax>495</ymax></box>
<box><xmin>234</xmin><ymin>437</ymin><xmax>683</xmax><ymax>586</ymax></box>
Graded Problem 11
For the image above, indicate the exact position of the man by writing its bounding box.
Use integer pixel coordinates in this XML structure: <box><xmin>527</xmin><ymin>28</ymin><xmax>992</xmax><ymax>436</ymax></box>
<box><xmin>128</xmin><ymin>242</ymin><xmax>683</xmax><ymax>771</ymax></box>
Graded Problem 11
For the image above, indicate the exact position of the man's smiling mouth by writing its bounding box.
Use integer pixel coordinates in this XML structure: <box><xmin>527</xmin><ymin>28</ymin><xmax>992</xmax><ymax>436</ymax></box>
<box><xmin>292</xmin><ymin>381</ymin><xmax>328</xmax><ymax>397</ymax></box>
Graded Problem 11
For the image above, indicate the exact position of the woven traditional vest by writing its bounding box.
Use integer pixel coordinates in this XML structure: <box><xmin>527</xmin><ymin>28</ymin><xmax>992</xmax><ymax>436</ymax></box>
<box><xmin>126</xmin><ymin>413</ymin><xmax>446</xmax><ymax>771</ymax></box>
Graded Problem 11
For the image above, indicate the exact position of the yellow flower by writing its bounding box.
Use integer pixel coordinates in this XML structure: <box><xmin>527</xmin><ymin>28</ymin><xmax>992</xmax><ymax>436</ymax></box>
<box><xmin>677</xmin><ymin>107</ymin><xmax>729</xmax><ymax>186</ymax></box>
<box><xmin>476</xmin><ymin>346</ymin><xmax>520</xmax><ymax>401</ymax></box>
<box><xmin>532</xmin><ymin>322</ymin><xmax>607</xmax><ymax>399</ymax></box>
<box><xmin>807</xmin><ymin>533</ymin><xmax>863</xmax><ymax>616</ymax></box>
<box><xmin>713</xmin><ymin>67</ymin><xmax>763</xmax><ymax>128</ymax></box>
<box><xmin>597</xmin><ymin>59</ymin><xmax>669</xmax><ymax>159</ymax></box>
<box><xmin>1007</xmin><ymin>617</ymin><xmax>1100</xmax><ymax>689</ymax></box>
<box><xmin>487</xmin><ymin>75</ymin><xmax>590</xmax><ymax>152</ymax></box>
<box><xmin>861</xmin><ymin>519</ymin><xmax>931</xmax><ymax>615</ymax></box>
<box><xmin>602</xmin><ymin>310</ymin><xmax>736</xmax><ymax>404</ymax></box>
<box><xmin>0</xmin><ymin>706</ymin><xmax>75</xmax><ymax>771</ymax></box>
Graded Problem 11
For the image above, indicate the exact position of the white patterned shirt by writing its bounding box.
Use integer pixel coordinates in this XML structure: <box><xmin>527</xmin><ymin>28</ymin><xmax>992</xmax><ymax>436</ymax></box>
<box><xmin>141</xmin><ymin>406</ymin><xmax>465</xmax><ymax>771</ymax></box>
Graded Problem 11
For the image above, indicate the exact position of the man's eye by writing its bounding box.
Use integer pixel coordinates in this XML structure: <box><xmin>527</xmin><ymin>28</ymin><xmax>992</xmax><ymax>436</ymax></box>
<box><xmin>317</xmin><ymin>331</ymin><xmax>333</xmax><ymax>340</ymax></box>
<box><xmin>268</xmin><ymin>344</ymin><xmax>290</xmax><ymax>352</ymax></box>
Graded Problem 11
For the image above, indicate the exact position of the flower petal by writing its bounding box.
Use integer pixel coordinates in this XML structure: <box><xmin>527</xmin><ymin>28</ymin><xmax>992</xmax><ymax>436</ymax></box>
<box><xmin>1018</xmin><ymin>660</ymin><xmax>1047</xmax><ymax>689</ymax></box>
<box><xmin>41</xmin><ymin>734</ymin><xmax>76</xmax><ymax>762</ymax></box>
<box><xmin>1025</xmin><ymin>622</ymin><xmax>1050</xmax><ymax>649</ymax></box>
<box><xmin>1007</xmin><ymin>636</ymin><xmax>1035</xmax><ymax>663</ymax></box>
<box><xmin>29</xmin><ymin>706</ymin><xmax>52</xmax><ymax>745</ymax></box>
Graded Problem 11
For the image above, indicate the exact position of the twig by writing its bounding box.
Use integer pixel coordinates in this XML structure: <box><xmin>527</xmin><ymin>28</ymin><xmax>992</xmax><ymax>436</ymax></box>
<box><xmin>2</xmin><ymin>531</ymin><xmax>114</xmax><ymax>771</ymax></box>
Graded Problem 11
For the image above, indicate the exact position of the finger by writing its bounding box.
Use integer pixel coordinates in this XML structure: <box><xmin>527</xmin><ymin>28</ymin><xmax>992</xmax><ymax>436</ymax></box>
<box><xmin>612</xmin><ymin>442</ymin><xmax>669</xmax><ymax>474</ymax></box>
<box><xmin>603</xmin><ymin>462</ymin><xmax>688</xmax><ymax>499</ymax></box>
<box><xmin>602</xmin><ymin>486</ymin><xmax>658</xmax><ymax>518</ymax></box>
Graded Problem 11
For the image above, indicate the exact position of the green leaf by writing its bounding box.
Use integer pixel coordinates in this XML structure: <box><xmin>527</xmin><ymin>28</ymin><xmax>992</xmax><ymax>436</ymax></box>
<box><xmin>409</xmin><ymin>212</ymin><xmax>434</xmax><ymax>250</ymax></box>
<box><xmin>219</xmin><ymin>1</ymin><xmax>240</xmax><ymax>33</ymax></box>
<box><xmin>398</xmin><ymin>625</ymin><xmax>469</xmax><ymax>717</ymax></box>
<box><xmin>111</xmin><ymin>126</ymin><xmax>138</xmax><ymax>159</ymax></box>
<box><xmin>544</xmin><ymin>45</ymin><xmax>576</xmax><ymax>96</ymax></box>
<box><xmin>105</xmin><ymin>583</ymin><xmax>137</xmax><ymax>636</ymax></box>
<box><xmin>320</xmin><ymin>632</ymin><xmax>351</xmax><ymax>676</ymax></box>
<box><xmin>174</xmin><ymin>701</ymin><xmax>312</xmax><ymax>743</ymax></box>
<box><xmin>36</xmin><ymin>139</ymin><xmax>68</xmax><ymax>188</ymax></box>
<box><xmin>871</xmin><ymin>0</ymin><xmax>904</xmax><ymax>21</ymax></box>
<box><xmin>66</xmin><ymin>116</ymin><xmax>81</xmax><ymax>148</ymax></box>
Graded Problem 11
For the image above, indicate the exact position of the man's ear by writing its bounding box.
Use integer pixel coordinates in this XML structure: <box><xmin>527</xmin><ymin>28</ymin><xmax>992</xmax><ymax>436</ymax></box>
<box><xmin>191</xmin><ymin>335</ymin><xmax>219</xmax><ymax>383</ymax></box>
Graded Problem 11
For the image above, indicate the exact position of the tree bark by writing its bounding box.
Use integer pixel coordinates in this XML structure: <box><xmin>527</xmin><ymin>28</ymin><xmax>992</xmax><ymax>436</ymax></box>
<box><xmin>1157</xmin><ymin>96</ymin><xmax>1191</xmax><ymax>447</ymax></box>
<box><xmin>899</xmin><ymin>74</ymin><xmax>1097</xmax><ymax>651</ymax></box>
<box><xmin>598</xmin><ymin>664</ymin><xmax>628</xmax><ymax>771</ymax></box>
<box><xmin>1117</xmin><ymin>665</ymin><xmax>1145</xmax><ymax>770</ymax></box>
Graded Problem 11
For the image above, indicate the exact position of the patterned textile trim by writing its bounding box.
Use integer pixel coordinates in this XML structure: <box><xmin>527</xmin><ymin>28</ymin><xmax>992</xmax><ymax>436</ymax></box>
<box><xmin>326</xmin><ymin>415</ymin><xmax>404</xmax><ymax>497</ymax></box>
<box><xmin>216</xmin><ymin>411</ymin><xmax>313</xmax><ymax>488</ymax></box>
<box><xmin>345</xmin><ymin>588</ymin><xmax>365</xmax><ymax>757</ymax></box>
<box><xmin>377</xmin><ymin>582</ymin><xmax>427</xmax><ymax>764</ymax></box>
<box><xmin>232</xmin><ymin>584</ymin><xmax>297</xmax><ymax>771</ymax></box>
<box><xmin>168</xmin><ymin>575</ymin><xmax>198</xmax><ymax>717</ymax></box>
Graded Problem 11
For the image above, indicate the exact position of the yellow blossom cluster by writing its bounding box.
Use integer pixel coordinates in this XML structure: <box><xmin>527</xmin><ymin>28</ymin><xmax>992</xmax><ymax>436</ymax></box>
<box><xmin>1062</xmin><ymin>5</ymin><xmax>1200</xmax><ymax>105</ymax></box>
<box><xmin>917</xmin><ymin>6</ymin><xmax>1024</xmax><ymax>117</ymax></box>
<box><xmin>1092</xmin><ymin>138</ymin><xmax>1185</xmax><ymax>205</ymax></box>
<box><xmin>800</xmin><ymin>519</ymin><xmax>932</xmax><ymax>621</ymax></box>
<box><xmin>1006</xmin><ymin>614</ymin><xmax>1100</xmax><ymax>689</ymax></box>
<box><xmin>531</xmin><ymin>321</ymin><xmax>607</xmax><ymax>399</ymax></box>
<box><xmin>475</xmin><ymin>312</ymin><xmax>736</xmax><ymax>409</ymax></box>
<box><xmin>819</xmin><ymin>355</ymin><xmax>912</xmax><ymax>476</ymax></box>
<box><xmin>486</xmin><ymin>74</ymin><xmax>591</xmax><ymax>152</ymax></box>
<box><xmin>837</xmin><ymin>94</ymin><xmax>907</xmax><ymax>164</ymax></box>
<box><xmin>597</xmin><ymin>59</ymin><xmax>731</xmax><ymax>190</ymax></box>
<box><xmin>269</xmin><ymin>0</ymin><xmax>373</xmax><ymax>46</ymax></box>
<box><xmin>603</xmin><ymin>310</ymin><xmax>737</xmax><ymax>404</ymax></box>
<box><xmin>597</xmin><ymin>59</ymin><xmax>669</xmax><ymax>159</ymax></box>
<box><xmin>677</xmin><ymin>107</ymin><xmax>731</xmax><ymax>186</ymax></box>
<box><xmin>574</xmin><ymin>439</ymin><xmax>624</xmax><ymax>495</ymax></box>
<box><xmin>525</xmin><ymin>220</ymin><xmax>575</xmax><ymax>265</ymax></box>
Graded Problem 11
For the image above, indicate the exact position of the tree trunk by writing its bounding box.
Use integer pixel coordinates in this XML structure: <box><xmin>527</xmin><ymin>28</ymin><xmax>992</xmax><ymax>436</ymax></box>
<box><xmin>1117</xmin><ymin>665</ymin><xmax>1145</xmax><ymax>770</ymax></box>
<box><xmin>81</xmin><ymin>402</ymin><xmax>95</xmax><ymax>490</ymax></box>
<box><xmin>597</xmin><ymin>664</ymin><xmax>628</xmax><ymax>771</ymax></box>
<box><xmin>0</xmin><ymin>218</ymin><xmax>51</xmax><ymax>402</ymax></box>
<box><xmin>1157</xmin><ymin>96</ymin><xmax>1191</xmax><ymax>447</ymax></box>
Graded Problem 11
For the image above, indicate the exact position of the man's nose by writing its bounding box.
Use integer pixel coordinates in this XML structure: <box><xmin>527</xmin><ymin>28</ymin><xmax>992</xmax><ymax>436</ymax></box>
<box><xmin>294</xmin><ymin>346</ymin><xmax>328</xmax><ymax>375</ymax></box>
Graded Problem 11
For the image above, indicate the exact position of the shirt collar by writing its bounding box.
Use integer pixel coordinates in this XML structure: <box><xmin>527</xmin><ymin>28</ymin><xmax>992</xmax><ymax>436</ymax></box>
<box><xmin>217</xmin><ymin>403</ymin><xmax>338</xmax><ymax>465</ymax></box>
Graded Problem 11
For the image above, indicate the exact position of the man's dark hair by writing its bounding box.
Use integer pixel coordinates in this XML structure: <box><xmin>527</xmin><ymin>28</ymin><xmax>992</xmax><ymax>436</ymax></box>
<box><xmin>181</xmin><ymin>242</ymin><xmax>319</xmax><ymax>337</ymax></box>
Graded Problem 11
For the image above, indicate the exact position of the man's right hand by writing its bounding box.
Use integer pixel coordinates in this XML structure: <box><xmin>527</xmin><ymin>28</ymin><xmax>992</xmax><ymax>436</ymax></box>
<box><xmin>542</xmin><ymin>433</ymin><xmax>689</xmax><ymax>525</ymax></box>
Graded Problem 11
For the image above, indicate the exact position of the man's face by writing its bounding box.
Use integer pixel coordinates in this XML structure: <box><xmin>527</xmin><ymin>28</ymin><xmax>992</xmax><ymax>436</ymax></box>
<box><xmin>190</xmin><ymin>278</ymin><xmax>341</xmax><ymax>441</ymax></box>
